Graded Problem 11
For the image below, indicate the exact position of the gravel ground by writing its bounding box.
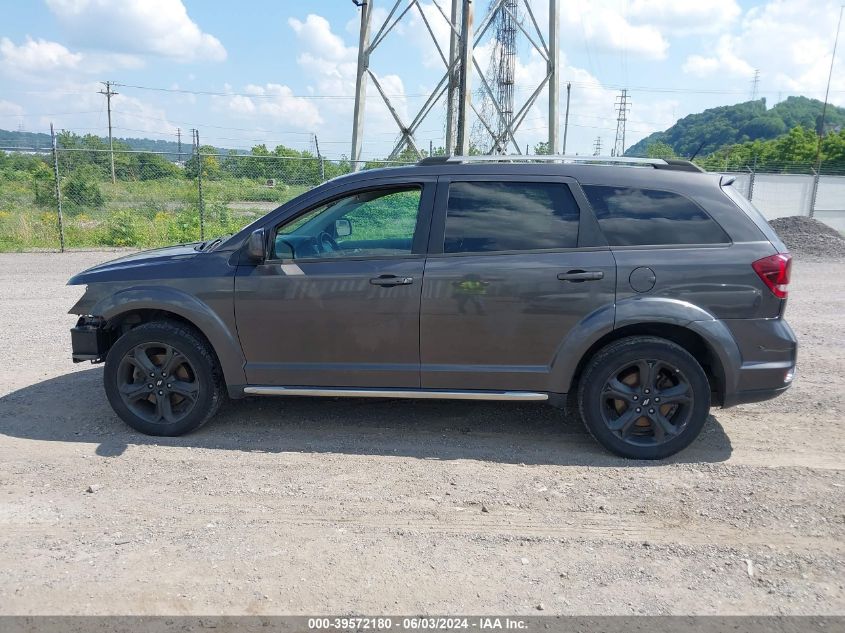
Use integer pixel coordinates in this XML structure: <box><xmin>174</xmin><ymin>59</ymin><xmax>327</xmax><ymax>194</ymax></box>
<box><xmin>0</xmin><ymin>251</ymin><xmax>843</xmax><ymax>616</ymax></box>
<box><xmin>769</xmin><ymin>216</ymin><xmax>845</xmax><ymax>259</ymax></box>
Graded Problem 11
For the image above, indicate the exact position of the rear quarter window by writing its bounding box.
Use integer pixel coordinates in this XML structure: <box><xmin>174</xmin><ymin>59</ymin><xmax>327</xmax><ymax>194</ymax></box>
<box><xmin>582</xmin><ymin>185</ymin><xmax>730</xmax><ymax>246</ymax></box>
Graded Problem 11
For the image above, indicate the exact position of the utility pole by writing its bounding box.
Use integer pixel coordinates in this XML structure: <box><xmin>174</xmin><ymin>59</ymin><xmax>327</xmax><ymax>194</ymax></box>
<box><xmin>812</xmin><ymin>3</ymin><xmax>843</xmax><ymax>218</ymax></box>
<box><xmin>98</xmin><ymin>80</ymin><xmax>118</xmax><ymax>183</ymax></box>
<box><xmin>50</xmin><ymin>123</ymin><xmax>65</xmax><ymax>253</ymax></box>
<box><xmin>562</xmin><ymin>82</ymin><xmax>571</xmax><ymax>154</ymax></box>
<box><xmin>455</xmin><ymin>0</ymin><xmax>474</xmax><ymax>155</ymax></box>
<box><xmin>750</xmin><ymin>69</ymin><xmax>760</xmax><ymax>101</ymax></box>
<box><xmin>314</xmin><ymin>134</ymin><xmax>325</xmax><ymax>181</ymax></box>
<box><xmin>612</xmin><ymin>89</ymin><xmax>630</xmax><ymax>158</ymax></box>
<box><xmin>351</xmin><ymin>0</ymin><xmax>372</xmax><ymax>170</ymax></box>
<box><xmin>193</xmin><ymin>129</ymin><xmax>205</xmax><ymax>240</ymax></box>
<box><xmin>176</xmin><ymin>127</ymin><xmax>182</xmax><ymax>163</ymax></box>
<box><xmin>548</xmin><ymin>0</ymin><xmax>560</xmax><ymax>154</ymax></box>
<box><xmin>593</xmin><ymin>136</ymin><xmax>601</xmax><ymax>156</ymax></box>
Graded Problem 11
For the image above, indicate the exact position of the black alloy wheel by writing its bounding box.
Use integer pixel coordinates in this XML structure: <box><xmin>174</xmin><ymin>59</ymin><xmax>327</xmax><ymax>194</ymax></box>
<box><xmin>577</xmin><ymin>336</ymin><xmax>711</xmax><ymax>459</ymax></box>
<box><xmin>599</xmin><ymin>358</ymin><xmax>694</xmax><ymax>445</ymax></box>
<box><xmin>116</xmin><ymin>342</ymin><xmax>200</xmax><ymax>425</ymax></box>
<box><xmin>104</xmin><ymin>321</ymin><xmax>224</xmax><ymax>436</ymax></box>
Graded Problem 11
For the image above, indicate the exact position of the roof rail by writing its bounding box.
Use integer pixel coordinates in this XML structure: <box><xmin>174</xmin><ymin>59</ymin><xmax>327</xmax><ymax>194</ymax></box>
<box><xmin>417</xmin><ymin>154</ymin><xmax>705</xmax><ymax>172</ymax></box>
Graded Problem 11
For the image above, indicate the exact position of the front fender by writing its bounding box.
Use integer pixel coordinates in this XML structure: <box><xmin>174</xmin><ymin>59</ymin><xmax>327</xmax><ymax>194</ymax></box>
<box><xmin>91</xmin><ymin>286</ymin><xmax>247</xmax><ymax>387</ymax></box>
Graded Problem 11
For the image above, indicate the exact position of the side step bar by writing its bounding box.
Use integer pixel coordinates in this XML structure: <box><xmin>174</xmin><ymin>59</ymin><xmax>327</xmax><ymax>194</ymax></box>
<box><xmin>242</xmin><ymin>386</ymin><xmax>548</xmax><ymax>402</ymax></box>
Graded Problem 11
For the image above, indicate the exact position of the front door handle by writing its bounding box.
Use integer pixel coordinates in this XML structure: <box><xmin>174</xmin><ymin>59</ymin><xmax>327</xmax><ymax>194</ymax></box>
<box><xmin>557</xmin><ymin>270</ymin><xmax>604</xmax><ymax>282</ymax></box>
<box><xmin>370</xmin><ymin>274</ymin><xmax>414</xmax><ymax>287</ymax></box>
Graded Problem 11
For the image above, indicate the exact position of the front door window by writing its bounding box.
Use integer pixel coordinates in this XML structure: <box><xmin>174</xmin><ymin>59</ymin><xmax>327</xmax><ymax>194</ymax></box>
<box><xmin>273</xmin><ymin>187</ymin><xmax>422</xmax><ymax>260</ymax></box>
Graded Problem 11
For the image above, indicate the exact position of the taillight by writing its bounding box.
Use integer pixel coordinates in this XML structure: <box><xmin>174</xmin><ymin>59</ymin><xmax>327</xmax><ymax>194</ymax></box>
<box><xmin>752</xmin><ymin>253</ymin><xmax>792</xmax><ymax>299</ymax></box>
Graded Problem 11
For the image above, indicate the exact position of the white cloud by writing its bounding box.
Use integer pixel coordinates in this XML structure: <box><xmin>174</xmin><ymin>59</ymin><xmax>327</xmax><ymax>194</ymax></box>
<box><xmin>0</xmin><ymin>99</ymin><xmax>25</xmax><ymax>118</ymax></box>
<box><xmin>288</xmin><ymin>13</ymin><xmax>413</xmax><ymax>158</ymax></box>
<box><xmin>406</xmin><ymin>2</ymin><xmax>453</xmax><ymax>69</ymax></box>
<box><xmin>628</xmin><ymin>0</ymin><xmax>741</xmax><ymax>35</ymax></box>
<box><xmin>520</xmin><ymin>0</ymin><xmax>668</xmax><ymax>60</ymax></box>
<box><xmin>681</xmin><ymin>0</ymin><xmax>844</xmax><ymax>104</ymax></box>
<box><xmin>45</xmin><ymin>0</ymin><xmax>226</xmax><ymax>63</ymax></box>
<box><xmin>0</xmin><ymin>36</ymin><xmax>143</xmax><ymax>81</ymax></box>
<box><xmin>108</xmin><ymin>93</ymin><xmax>177</xmax><ymax>136</ymax></box>
<box><xmin>682</xmin><ymin>34</ymin><xmax>754</xmax><ymax>78</ymax></box>
<box><xmin>211</xmin><ymin>82</ymin><xmax>322</xmax><ymax>130</ymax></box>
<box><xmin>241</xmin><ymin>83</ymin><xmax>322</xmax><ymax>128</ymax></box>
<box><xmin>0</xmin><ymin>37</ymin><xmax>82</xmax><ymax>76</ymax></box>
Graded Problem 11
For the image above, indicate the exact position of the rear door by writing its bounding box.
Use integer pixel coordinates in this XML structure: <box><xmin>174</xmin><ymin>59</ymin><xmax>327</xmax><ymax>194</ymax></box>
<box><xmin>420</xmin><ymin>174</ymin><xmax>616</xmax><ymax>392</ymax></box>
<box><xmin>235</xmin><ymin>178</ymin><xmax>435</xmax><ymax>388</ymax></box>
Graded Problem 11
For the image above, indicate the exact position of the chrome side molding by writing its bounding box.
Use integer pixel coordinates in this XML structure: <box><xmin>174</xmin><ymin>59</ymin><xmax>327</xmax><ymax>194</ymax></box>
<box><xmin>242</xmin><ymin>386</ymin><xmax>548</xmax><ymax>401</ymax></box>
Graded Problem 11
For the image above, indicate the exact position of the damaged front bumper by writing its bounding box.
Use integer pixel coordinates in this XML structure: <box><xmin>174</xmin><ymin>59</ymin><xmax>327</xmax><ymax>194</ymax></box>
<box><xmin>70</xmin><ymin>316</ymin><xmax>109</xmax><ymax>363</ymax></box>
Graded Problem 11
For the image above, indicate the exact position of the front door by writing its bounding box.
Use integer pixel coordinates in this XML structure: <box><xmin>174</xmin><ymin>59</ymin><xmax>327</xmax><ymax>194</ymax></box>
<box><xmin>420</xmin><ymin>175</ymin><xmax>617</xmax><ymax>392</ymax></box>
<box><xmin>235</xmin><ymin>180</ymin><xmax>434</xmax><ymax>388</ymax></box>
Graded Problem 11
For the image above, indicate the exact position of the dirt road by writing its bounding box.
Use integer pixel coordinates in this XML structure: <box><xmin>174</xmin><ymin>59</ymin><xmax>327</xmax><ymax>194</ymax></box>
<box><xmin>0</xmin><ymin>252</ymin><xmax>842</xmax><ymax>615</ymax></box>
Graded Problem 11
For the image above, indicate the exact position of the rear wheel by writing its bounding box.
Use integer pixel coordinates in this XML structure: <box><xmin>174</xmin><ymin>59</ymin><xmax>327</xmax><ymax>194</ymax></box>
<box><xmin>104</xmin><ymin>321</ymin><xmax>224</xmax><ymax>436</ymax></box>
<box><xmin>577</xmin><ymin>336</ymin><xmax>711</xmax><ymax>459</ymax></box>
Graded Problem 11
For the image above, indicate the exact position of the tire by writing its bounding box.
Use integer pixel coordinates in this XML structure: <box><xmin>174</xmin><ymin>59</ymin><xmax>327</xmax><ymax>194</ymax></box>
<box><xmin>577</xmin><ymin>336</ymin><xmax>711</xmax><ymax>459</ymax></box>
<box><xmin>104</xmin><ymin>320</ymin><xmax>224</xmax><ymax>436</ymax></box>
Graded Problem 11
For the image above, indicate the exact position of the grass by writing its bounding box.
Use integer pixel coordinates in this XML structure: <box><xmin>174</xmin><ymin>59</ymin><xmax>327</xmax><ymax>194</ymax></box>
<box><xmin>0</xmin><ymin>175</ymin><xmax>311</xmax><ymax>251</ymax></box>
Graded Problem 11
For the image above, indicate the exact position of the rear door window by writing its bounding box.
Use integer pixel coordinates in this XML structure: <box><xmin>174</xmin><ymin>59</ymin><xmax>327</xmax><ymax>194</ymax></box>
<box><xmin>444</xmin><ymin>181</ymin><xmax>580</xmax><ymax>253</ymax></box>
<box><xmin>582</xmin><ymin>185</ymin><xmax>730</xmax><ymax>246</ymax></box>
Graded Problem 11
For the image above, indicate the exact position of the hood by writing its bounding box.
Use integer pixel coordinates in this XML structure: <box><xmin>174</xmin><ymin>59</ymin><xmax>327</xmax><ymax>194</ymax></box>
<box><xmin>67</xmin><ymin>243</ymin><xmax>200</xmax><ymax>285</ymax></box>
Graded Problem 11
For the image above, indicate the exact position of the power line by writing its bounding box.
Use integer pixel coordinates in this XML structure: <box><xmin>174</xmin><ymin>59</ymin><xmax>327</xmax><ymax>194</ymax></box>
<box><xmin>114</xmin><ymin>82</ymin><xmax>429</xmax><ymax>100</ymax></box>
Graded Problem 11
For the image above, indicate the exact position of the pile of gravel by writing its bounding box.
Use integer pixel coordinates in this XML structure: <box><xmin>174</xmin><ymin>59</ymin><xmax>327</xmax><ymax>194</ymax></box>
<box><xmin>768</xmin><ymin>216</ymin><xmax>845</xmax><ymax>259</ymax></box>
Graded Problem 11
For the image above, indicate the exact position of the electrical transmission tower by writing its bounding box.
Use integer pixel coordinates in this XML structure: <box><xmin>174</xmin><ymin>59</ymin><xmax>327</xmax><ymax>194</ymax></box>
<box><xmin>473</xmin><ymin>0</ymin><xmax>517</xmax><ymax>153</ymax></box>
<box><xmin>612</xmin><ymin>89</ymin><xmax>630</xmax><ymax>157</ymax></box>
<box><xmin>593</xmin><ymin>136</ymin><xmax>601</xmax><ymax>156</ymax></box>
<box><xmin>98</xmin><ymin>81</ymin><xmax>118</xmax><ymax>184</ymax></box>
<box><xmin>750</xmin><ymin>69</ymin><xmax>760</xmax><ymax>100</ymax></box>
<box><xmin>350</xmin><ymin>0</ymin><xmax>561</xmax><ymax>167</ymax></box>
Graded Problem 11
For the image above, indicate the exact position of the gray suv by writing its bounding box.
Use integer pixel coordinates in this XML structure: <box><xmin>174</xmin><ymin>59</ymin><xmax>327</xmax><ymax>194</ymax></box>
<box><xmin>68</xmin><ymin>155</ymin><xmax>797</xmax><ymax>459</ymax></box>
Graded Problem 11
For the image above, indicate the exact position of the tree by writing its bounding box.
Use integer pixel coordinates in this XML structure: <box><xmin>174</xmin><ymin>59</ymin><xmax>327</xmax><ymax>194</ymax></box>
<box><xmin>626</xmin><ymin>96</ymin><xmax>845</xmax><ymax>158</ymax></box>
<box><xmin>184</xmin><ymin>145</ymin><xmax>222</xmax><ymax>180</ymax></box>
<box><xmin>645</xmin><ymin>141</ymin><xmax>676</xmax><ymax>159</ymax></box>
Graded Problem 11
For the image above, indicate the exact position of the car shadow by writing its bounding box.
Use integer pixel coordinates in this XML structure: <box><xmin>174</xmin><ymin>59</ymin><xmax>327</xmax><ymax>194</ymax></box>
<box><xmin>0</xmin><ymin>367</ymin><xmax>733</xmax><ymax>465</ymax></box>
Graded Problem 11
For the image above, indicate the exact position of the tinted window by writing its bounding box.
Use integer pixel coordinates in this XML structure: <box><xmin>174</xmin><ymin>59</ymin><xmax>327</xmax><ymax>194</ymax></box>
<box><xmin>274</xmin><ymin>187</ymin><xmax>420</xmax><ymax>259</ymax></box>
<box><xmin>582</xmin><ymin>185</ymin><xmax>729</xmax><ymax>246</ymax></box>
<box><xmin>444</xmin><ymin>181</ymin><xmax>579</xmax><ymax>253</ymax></box>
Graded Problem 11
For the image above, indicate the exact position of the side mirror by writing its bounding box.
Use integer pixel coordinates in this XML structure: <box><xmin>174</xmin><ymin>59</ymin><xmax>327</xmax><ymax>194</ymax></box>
<box><xmin>246</xmin><ymin>228</ymin><xmax>266</xmax><ymax>262</ymax></box>
<box><xmin>335</xmin><ymin>218</ymin><xmax>352</xmax><ymax>238</ymax></box>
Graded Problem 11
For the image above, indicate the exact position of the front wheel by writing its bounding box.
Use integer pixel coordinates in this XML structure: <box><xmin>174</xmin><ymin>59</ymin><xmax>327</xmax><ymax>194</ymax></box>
<box><xmin>104</xmin><ymin>321</ymin><xmax>224</xmax><ymax>436</ymax></box>
<box><xmin>577</xmin><ymin>336</ymin><xmax>711</xmax><ymax>459</ymax></box>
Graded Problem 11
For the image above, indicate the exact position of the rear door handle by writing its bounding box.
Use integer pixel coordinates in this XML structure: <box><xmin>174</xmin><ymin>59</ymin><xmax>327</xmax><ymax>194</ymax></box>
<box><xmin>557</xmin><ymin>270</ymin><xmax>604</xmax><ymax>282</ymax></box>
<box><xmin>369</xmin><ymin>274</ymin><xmax>414</xmax><ymax>287</ymax></box>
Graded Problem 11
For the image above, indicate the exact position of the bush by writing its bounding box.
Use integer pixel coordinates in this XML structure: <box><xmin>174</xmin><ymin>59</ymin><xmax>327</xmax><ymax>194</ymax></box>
<box><xmin>31</xmin><ymin>163</ymin><xmax>56</xmax><ymax>207</ymax></box>
<box><xmin>104</xmin><ymin>210</ymin><xmax>138</xmax><ymax>246</ymax></box>
<box><xmin>63</xmin><ymin>167</ymin><xmax>104</xmax><ymax>209</ymax></box>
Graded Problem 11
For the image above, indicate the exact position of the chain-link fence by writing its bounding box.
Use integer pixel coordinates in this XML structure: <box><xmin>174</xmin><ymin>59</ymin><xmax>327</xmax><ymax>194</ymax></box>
<box><xmin>0</xmin><ymin>136</ymin><xmax>413</xmax><ymax>251</ymax></box>
<box><xmin>715</xmin><ymin>163</ymin><xmax>845</xmax><ymax>233</ymax></box>
<box><xmin>1</xmin><ymin>136</ymin><xmax>844</xmax><ymax>251</ymax></box>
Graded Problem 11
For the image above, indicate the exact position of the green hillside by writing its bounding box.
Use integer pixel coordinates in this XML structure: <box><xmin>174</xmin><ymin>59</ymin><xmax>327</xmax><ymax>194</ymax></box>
<box><xmin>0</xmin><ymin>129</ymin><xmax>230</xmax><ymax>156</ymax></box>
<box><xmin>626</xmin><ymin>96</ymin><xmax>845</xmax><ymax>158</ymax></box>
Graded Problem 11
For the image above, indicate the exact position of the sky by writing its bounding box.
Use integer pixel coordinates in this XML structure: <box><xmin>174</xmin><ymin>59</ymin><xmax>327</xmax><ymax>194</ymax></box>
<box><xmin>0</xmin><ymin>0</ymin><xmax>843</xmax><ymax>160</ymax></box>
